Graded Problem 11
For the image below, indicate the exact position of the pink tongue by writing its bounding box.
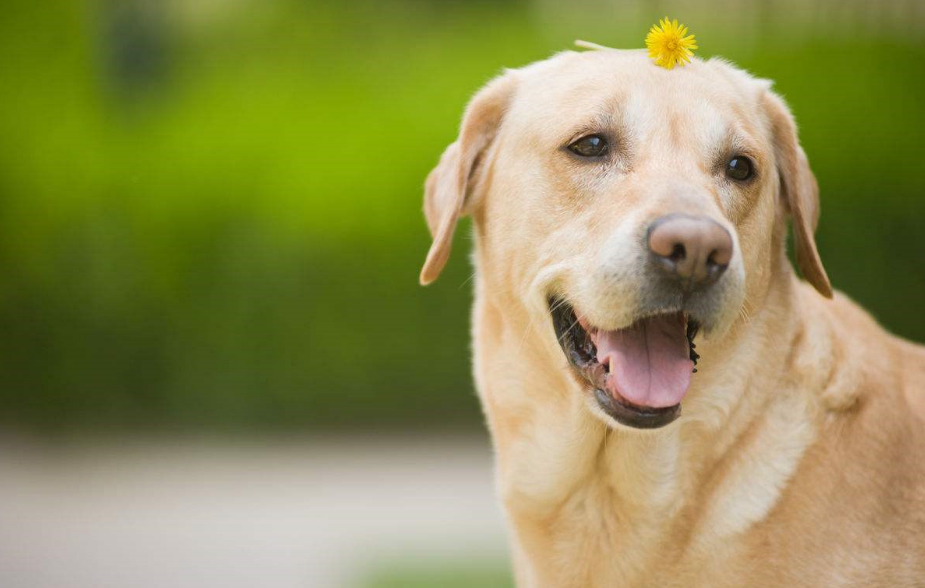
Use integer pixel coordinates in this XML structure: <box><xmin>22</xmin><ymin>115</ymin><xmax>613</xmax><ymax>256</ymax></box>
<box><xmin>590</xmin><ymin>314</ymin><xmax>693</xmax><ymax>408</ymax></box>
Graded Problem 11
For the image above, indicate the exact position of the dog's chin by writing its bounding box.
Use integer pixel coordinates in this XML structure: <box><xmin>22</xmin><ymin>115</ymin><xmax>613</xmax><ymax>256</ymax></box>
<box><xmin>549</xmin><ymin>298</ymin><xmax>704</xmax><ymax>430</ymax></box>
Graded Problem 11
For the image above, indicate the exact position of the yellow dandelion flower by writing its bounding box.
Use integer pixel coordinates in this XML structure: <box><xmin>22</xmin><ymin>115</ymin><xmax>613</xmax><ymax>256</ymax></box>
<box><xmin>645</xmin><ymin>17</ymin><xmax>698</xmax><ymax>70</ymax></box>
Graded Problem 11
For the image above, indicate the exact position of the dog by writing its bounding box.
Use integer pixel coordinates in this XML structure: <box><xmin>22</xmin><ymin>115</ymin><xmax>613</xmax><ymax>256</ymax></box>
<box><xmin>419</xmin><ymin>48</ymin><xmax>925</xmax><ymax>587</ymax></box>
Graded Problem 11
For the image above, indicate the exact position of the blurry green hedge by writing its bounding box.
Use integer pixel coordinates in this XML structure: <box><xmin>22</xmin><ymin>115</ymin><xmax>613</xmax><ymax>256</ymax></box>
<box><xmin>0</xmin><ymin>0</ymin><xmax>922</xmax><ymax>432</ymax></box>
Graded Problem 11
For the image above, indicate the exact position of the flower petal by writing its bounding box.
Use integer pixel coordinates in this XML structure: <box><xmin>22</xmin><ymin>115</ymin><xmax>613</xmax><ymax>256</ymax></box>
<box><xmin>646</xmin><ymin>17</ymin><xmax>697</xmax><ymax>69</ymax></box>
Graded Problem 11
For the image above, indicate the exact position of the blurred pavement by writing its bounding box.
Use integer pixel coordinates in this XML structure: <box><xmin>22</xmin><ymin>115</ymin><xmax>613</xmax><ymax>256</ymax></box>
<box><xmin>0</xmin><ymin>436</ymin><xmax>508</xmax><ymax>588</ymax></box>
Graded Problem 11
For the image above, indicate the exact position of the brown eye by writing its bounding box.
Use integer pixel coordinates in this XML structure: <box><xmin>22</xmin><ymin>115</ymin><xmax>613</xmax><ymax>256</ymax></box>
<box><xmin>568</xmin><ymin>134</ymin><xmax>608</xmax><ymax>157</ymax></box>
<box><xmin>726</xmin><ymin>156</ymin><xmax>754</xmax><ymax>181</ymax></box>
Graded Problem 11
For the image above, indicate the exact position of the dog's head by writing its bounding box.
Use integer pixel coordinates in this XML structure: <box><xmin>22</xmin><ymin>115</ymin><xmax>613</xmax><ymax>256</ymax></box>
<box><xmin>420</xmin><ymin>49</ymin><xmax>830</xmax><ymax>430</ymax></box>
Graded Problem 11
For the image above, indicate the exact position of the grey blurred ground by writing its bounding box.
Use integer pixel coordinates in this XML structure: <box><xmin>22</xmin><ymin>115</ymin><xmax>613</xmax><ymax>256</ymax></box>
<box><xmin>0</xmin><ymin>436</ymin><xmax>509</xmax><ymax>588</ymax></box>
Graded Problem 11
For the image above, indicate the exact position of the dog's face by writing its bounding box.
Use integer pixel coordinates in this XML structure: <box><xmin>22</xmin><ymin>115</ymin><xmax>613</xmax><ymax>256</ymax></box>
<box><xmin>420</xmin><ymin>50</ymin><xmax>830</xmax><ymax>430</ymax></box>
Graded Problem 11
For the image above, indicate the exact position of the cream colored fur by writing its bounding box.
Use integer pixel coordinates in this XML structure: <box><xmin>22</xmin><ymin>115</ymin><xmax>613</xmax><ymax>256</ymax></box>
<box><xmin>420</xmin><ymin>49</ymin><xmax>925</xmax><ymax>587</ymax></box>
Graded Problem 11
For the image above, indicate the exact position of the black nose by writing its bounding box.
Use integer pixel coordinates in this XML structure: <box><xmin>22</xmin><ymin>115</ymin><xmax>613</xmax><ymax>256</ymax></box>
<box><xmin>647</xmin><ymin>214</ymin><xmax>733</xmax><ymax>289</ymax></box>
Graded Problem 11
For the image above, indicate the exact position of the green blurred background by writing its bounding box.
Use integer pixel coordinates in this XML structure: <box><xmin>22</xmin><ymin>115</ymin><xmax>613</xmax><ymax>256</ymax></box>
<box><xmin>1</xmin><ymin>0</ymin><xmax>923</xmax><ymax>435</ymax></box>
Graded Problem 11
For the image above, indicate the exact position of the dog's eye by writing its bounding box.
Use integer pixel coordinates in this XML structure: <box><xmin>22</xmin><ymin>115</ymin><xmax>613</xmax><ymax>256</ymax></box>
<box><xmin>726</xmin><ymin>156</ymin><xmax>754</xmax><ymax>181</ymax></box>
<box><xmin>568</xmin><ymin>134</ymin><xmax>608</xmax><ymax>157</ymax></box>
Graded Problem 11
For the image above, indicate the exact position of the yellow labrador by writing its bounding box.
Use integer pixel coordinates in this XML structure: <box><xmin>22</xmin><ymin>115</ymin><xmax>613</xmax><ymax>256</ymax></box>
<box><xmin>420</xmin><ymin>48</ymin><xmax>925</xmax><ymax>587</ymax></box>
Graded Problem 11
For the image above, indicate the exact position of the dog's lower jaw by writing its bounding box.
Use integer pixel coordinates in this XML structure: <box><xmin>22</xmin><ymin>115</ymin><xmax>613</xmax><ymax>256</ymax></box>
<box><xmin>474</xmin><ymin>281</ymin><xmax>818</xmax><ymax>587</ymax></box>
<box><xmin>476</xmin><ymin>314</ymin><xmax>687</xmax><ymax>584</ymax></box>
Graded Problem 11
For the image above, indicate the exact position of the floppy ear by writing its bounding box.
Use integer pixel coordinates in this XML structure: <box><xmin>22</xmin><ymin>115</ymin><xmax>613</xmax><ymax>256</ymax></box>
<box><xmin>419</xmin><ymin>73</ymin><xmax>516</xmax><ymax>285</ymax></box>
<box><xmin>763</xmin><ymin>91</ymin><xmax>833</xmax><ymax>298</ymax></box>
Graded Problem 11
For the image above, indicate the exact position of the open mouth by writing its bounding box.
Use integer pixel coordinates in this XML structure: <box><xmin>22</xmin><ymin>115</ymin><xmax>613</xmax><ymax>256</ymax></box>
<box><xmin>549</xmin><ymin>298</ymin><xmax>700</xmax><ymax>429</ymax></box>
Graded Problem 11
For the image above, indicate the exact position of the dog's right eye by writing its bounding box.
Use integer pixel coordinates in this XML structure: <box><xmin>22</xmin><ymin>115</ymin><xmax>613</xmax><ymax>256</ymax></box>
<box><xmin>568</xmin><ymin>134</ymin><xmax>608</xmax><ymax>157</ymax></box>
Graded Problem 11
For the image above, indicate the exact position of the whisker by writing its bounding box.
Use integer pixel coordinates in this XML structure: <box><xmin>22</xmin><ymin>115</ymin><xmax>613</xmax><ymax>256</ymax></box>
<box><xmin>548</xmin><ymin>297</ymin><xmax>570</xmax><ymax>314</ymax></box>
<box><xmin>557</xmin><ymin>316</ymin><xmax>582</xmax><ymax>345</ymax></box>
<box><xmin>458</xmin><ymin>271</ymin><xmax>477</xmax><ymax>290</ymax></box>
<box><xmin>738</xmin><ymin>303</ymin><xmax>752</xmax><ymax>324</ymax></box>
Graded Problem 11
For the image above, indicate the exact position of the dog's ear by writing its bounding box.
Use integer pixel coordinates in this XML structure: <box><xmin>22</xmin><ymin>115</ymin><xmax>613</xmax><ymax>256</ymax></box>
<box><xmin>762</xmin><ymin>91</ymin><xmax>833</xmax><ymax>298</ymax></box>
<box><xmin>419</xmin><ymin>73</ymin><xmax>516</xmax><ymax>285</ymax></box>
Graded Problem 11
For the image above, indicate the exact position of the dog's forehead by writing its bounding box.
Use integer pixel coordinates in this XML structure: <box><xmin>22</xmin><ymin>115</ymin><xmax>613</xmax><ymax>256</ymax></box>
<box><xmin>508</xmin><ymin>50</ymin><xmax>767</xmax><ymax>141</ymax></box>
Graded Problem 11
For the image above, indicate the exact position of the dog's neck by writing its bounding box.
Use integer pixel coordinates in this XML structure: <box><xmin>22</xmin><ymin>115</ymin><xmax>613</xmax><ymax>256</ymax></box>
<box><xmin>474</xmin><ymin>269</ymin><xmax>839</xmax><ymax>584</ymax></box>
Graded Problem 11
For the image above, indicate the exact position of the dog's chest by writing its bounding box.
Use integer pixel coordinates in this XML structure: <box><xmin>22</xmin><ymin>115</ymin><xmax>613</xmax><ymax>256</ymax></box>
<box><xmin>538</xmin><ymin>495</ymin><xmax>748</xmax><ymax>588</ymax></box>
<box><xmin>507</xmin><ymin>420</ymin><xmax>811</xmax><ymax>588</ymax></box>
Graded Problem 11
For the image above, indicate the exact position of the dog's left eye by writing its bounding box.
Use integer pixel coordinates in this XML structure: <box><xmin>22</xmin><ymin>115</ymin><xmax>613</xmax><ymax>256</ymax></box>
<box><xmin>726</xmin><ymin>156</ymin><xmax>754</xmax><ymax>181</ymax></box>
<box><xmin>568</xmin><ymin>134</ymin><xmax>609</xmax><ymax>157</ymax></box>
